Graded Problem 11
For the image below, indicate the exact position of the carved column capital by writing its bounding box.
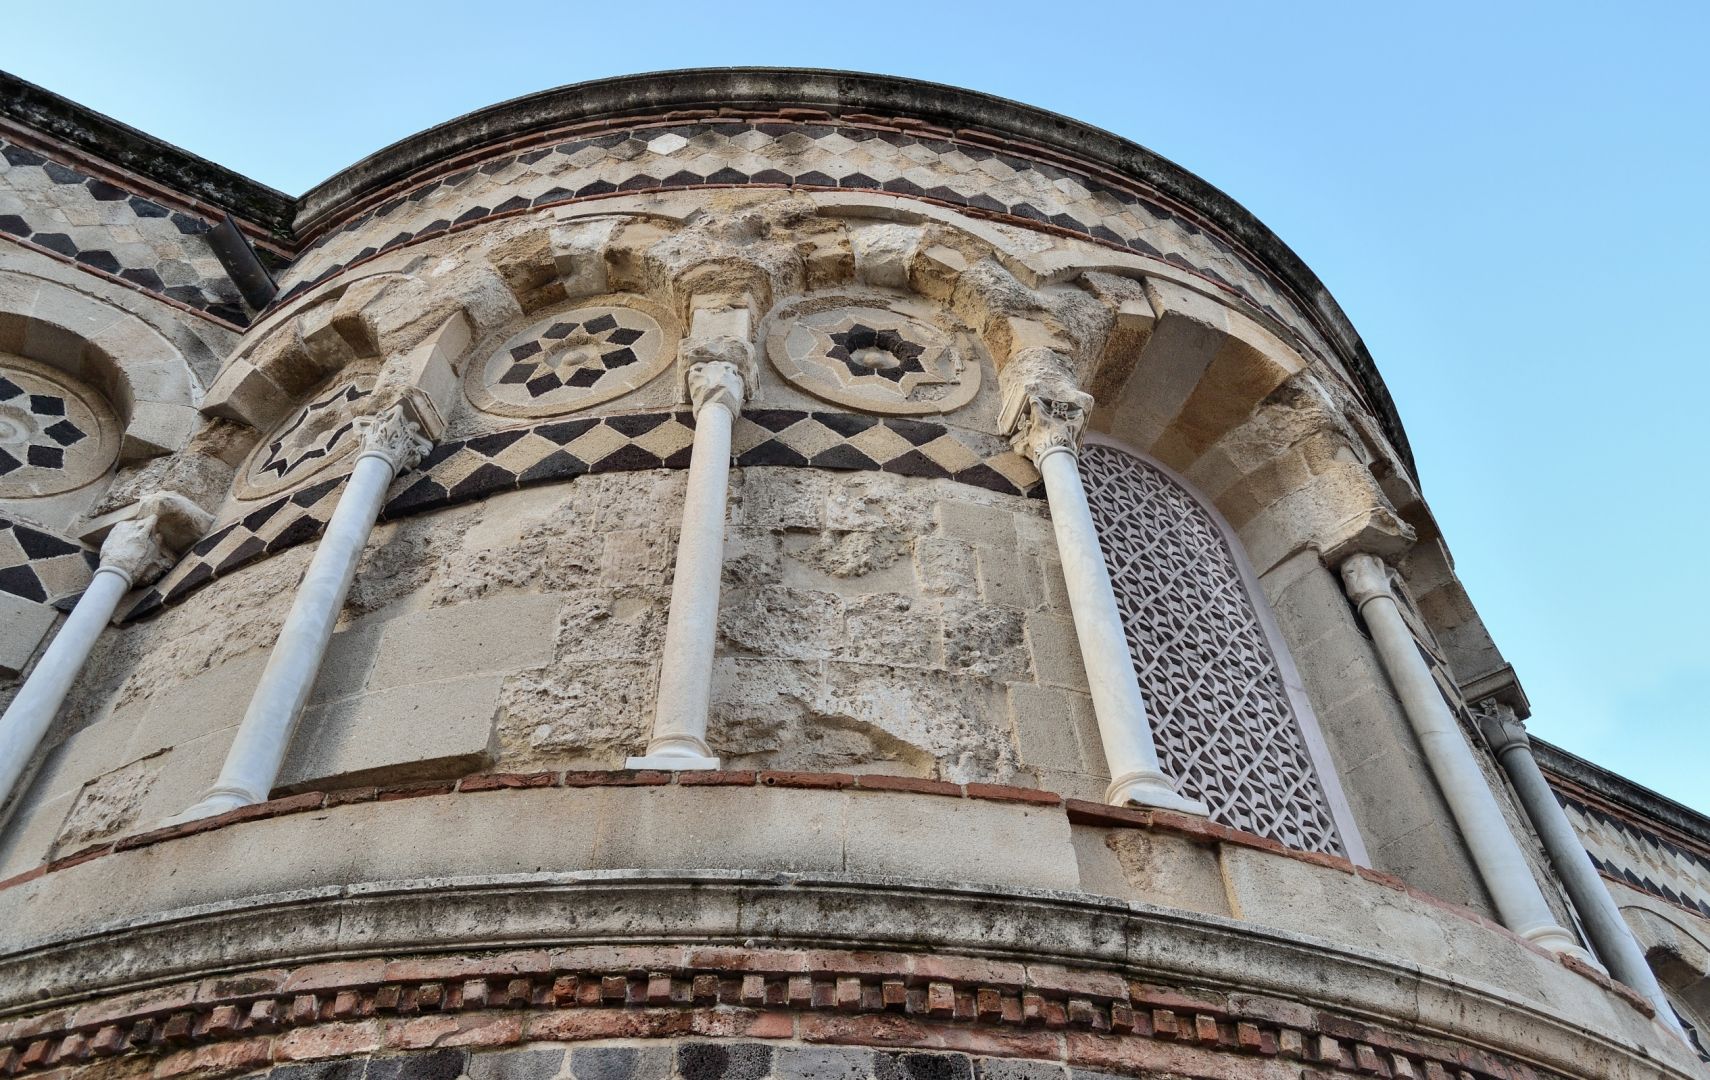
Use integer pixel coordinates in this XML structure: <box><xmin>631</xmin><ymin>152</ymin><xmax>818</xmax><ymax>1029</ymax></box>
<box><xmin>353</xmin><ymin>403</ymin><xmax>432</xmax><ymax>474</ymax></box>
<box><xmin>1338</xmin><ymin>552</ymin><xmax>1395</xmax><ymax>610</ymax></box>
<box><xmin>1003</xmin><ymin>385</ymin><xmax>1093</xmax><ymax>466</ymax></box>
<box><xmin>686</xmin><ymin>358</ymin><xmax>746</xmax><ymax>414</ymax></box>
<box><xmin>95</xmin><ymin>490</ymin><xmax>216</xmax><ymax>588</ymax></box>
<box><xmin>1475</xmin><ymin>700</ymin><xmax>1531</xmax><ymax>758</ymax></box>
<box><xmin>97</xmin><ymin>516</ymin><xmax>169</xmax><ymax>587</ymax></box>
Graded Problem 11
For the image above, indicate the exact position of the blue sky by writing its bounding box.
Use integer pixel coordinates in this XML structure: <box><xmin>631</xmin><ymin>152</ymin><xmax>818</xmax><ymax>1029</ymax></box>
<box><xmin>5</xmin><ymin>2</ymin><xmax>1705</xmax><ymax>811</ymax></box>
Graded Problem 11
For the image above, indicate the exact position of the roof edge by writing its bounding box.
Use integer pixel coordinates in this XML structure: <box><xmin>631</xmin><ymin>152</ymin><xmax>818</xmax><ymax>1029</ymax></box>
<box><xmin>1536</xmin><ymin>739</ymin><xmax>1710</xmax><ymax>854</ymax></box>
<box><xmin>0</xmin><ymin>68</ymin><xmax>296</xmax><ymax>236</ymax></box>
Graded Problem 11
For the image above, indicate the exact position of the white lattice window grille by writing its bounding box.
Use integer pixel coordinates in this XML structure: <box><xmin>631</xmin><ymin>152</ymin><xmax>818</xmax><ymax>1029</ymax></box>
<box><xmin>1080</xmin><ymin>441</ymin><xmax>1352</xmax><ymax>856</ymax></box>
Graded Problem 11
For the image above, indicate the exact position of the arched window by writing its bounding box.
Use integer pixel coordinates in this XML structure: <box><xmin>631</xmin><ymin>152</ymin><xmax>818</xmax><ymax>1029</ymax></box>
<box><xmin>1081</xmin><ymin>439</ymin><xmax>1362</xmax><ymax>858</ymax></box>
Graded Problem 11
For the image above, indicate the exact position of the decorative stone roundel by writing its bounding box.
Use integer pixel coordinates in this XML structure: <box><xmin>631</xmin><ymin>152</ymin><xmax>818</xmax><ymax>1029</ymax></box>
<box><xmin>237</xmin><ymin>379</ymin><xmax>373</xmax><ymax>500</ymax></box>
<box><xmin>766</xmin><ymin>298</ymin><xmax>981</xmax><ymax>415</ymax></box>
<box><xmin>0</xmin><ymin>354</ymin><xmax>119</xmax><ymax>498</ymax></box>
<box><xmin>466</xmin><ymin>299</ymin><xmax>672</xmax><ymax>418</ymax></box>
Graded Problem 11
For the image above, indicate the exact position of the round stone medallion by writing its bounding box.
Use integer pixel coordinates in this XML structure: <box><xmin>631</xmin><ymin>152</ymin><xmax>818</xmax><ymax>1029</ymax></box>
<box><xmin>237</xmin><ymin>378</ymin><xmax>374</xmax><ymax>500</ymax></box>
<box><xmin>766</xmin><ymin>299</ymin><xmax>981</xmax><ymax>415</ymax></box>
<box><xmin>466</xmin><ymin>298</ymin><xmax>673</xmax><ymax>418</ymax></box>
<box><xmin>0</xmin><ymin>355</ymin><xmax>120</xmax><ymax>498</ymax></box>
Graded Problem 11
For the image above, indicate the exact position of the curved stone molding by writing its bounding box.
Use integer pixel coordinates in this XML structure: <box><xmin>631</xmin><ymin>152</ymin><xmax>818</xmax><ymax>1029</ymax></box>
<box><xmin>468</xmin><ymin>297</ymin><xmax>674</xmax><ymax>418</ymax></box>
<box><xmin>0</xmin><ymin>269</ymin><xmax>199</xmax><ymax>468</ymax></box>
<box><xmin>235</xmin><ymin>378</ymin><xmax>374</xmax><ymax>500</ymax></box>
<box><xmin>0</xmin><ymin>790</ymin><xmax>1679</xmax><ymax>1080</ymax></box>
<box><xmin>765</xmin><ymin>295</ymin><xmax>981</xmax><ymax>416</ymax></box>
<box><xmin>0</xmin><ymin>355</ymin><xmax>118</xmax><ymax>497</ymax></box>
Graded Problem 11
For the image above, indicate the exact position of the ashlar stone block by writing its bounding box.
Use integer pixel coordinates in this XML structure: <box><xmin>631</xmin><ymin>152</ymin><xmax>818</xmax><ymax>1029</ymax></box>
<box><xmin>278</xmin><ymin>674</ymin><xmax>503</xmax><ymax>791</ymax></box>
<box><xmin>367</xmin><ymin>595</ymin><xmax>560</xmax><ymax>691</ymax></box>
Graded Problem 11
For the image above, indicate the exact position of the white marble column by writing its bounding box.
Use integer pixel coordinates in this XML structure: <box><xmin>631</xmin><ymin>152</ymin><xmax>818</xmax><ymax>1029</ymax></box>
<box><xmin>629</xmin><ymin>359</ymin><xmax>744</xmax><ymax>771</ymax></box>
<box><xmin>1340</xmin><ymin>553</ymin><xmax>1584</xmax><ymax>956</ymax></box>
<box><xmin>0</xmin><ymin>516</ymin><xmax>171</xmax><ymax>809</ymax></box>
<box><xmin>1478</xmin><ymin>704</ymin><xmax>1684</xmax><ymax>1032</ymax></box>
<box><xmin>171</xmin><ymin>404</ymin><xmax>430</xmax><ymax>821</ymax></box>
<box><xmin>1009</xmin><ymin>387</ymin><xmax>1206</xmax><ymax>813</ymax></box>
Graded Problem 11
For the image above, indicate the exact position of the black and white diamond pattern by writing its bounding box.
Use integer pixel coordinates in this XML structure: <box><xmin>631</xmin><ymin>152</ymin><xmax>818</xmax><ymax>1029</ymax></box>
<box><xmin>0</xmin><ymin>138</ymin><xmax>249</xmax><ymax>326</ymax></box>
<box><xmin>125</xmin><ymin>408</ymin><xmax>1038</xmax><ymax>621</ymax></box>
<box><xmin>0</xmin><ymin>374</ymin><xmax>87</xmax><ymax>476</ymax></box>
<box><xmin>271</xmin><ymin>119</ymin><xmax>1313</xmax><ymax>358</ymax></box>
<box><xmin>0</xmin><ymin>514</ymin><xmax>96</xmax><ymax>610</ymax></box>
<box><xmin>500</xmin><ymin>312</ymin><xmax>647</xmax><ymax>397</ymax></box>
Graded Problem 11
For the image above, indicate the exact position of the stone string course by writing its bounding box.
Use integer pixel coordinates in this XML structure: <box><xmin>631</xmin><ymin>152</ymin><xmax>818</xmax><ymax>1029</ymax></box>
<box><xmin>0</xmin><ymin>770</ymin><xmax>1656</xmax><ymax>1032</ymax></box>
<box><xmin>124</xmin><ymin>410</ymin><xmax>1037</xmax><ymax>620</ymax></box>
<box><xmin>0</xmin><ymin>936</ymin><xmax>1569</xmax><ymax>1080</ymax></box>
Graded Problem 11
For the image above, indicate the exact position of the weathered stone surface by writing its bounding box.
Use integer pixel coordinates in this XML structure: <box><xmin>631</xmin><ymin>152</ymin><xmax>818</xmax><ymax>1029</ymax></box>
<box><xmin>557</xmin><ymin>592</ymin><xmax>667</xmax><ymax>663</ymax></box>
<box><xmin>720</xmin><ymin>587</ymin><xmax>844</xmax><ymax>660</ymax></box>
<box><xmin>52</xmin><ymin>752</ymin><xmax>163</xmax><ymax>851</ymax></box>
<box><xmin>797</xmin><ymin>529</ymin><xmax>910</xmax><ymax>579</ymax></box>
<box><xmin>942</xmin><ymin>599</ymin><xmax>1030</xmax><ymax>680</ymax></box>
<box><xmin>497</xmin><ymin>663</ymin><xmax>654</xmax><ymax>768</ymax></box>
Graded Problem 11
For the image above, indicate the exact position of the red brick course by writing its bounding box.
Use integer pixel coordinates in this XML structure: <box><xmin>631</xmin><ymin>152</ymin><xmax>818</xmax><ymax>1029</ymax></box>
<box><xmin>0</xmin><ymin>944</ymin><xmax>1575</xmax><ymax>1080</ymax></box>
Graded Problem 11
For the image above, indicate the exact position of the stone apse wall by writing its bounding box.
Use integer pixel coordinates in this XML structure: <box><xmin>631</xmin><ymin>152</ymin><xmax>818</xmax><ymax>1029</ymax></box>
<box><xmin>0</xmin><ymin>71</ymin><xmax>1699</xmax><ymax>1080</ymax></box>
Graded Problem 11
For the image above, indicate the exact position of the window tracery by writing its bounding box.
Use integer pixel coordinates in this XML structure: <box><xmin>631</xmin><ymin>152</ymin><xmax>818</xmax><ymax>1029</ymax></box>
<box><xmin>1081</xmin><ymin>441</ymin><xmax>1345</xmax><ymax>854</ymax></box>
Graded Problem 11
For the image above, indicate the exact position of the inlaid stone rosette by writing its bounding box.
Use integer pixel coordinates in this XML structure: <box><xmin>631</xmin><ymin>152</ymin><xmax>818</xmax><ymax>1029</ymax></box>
<box><xmin>0</xmin><ymin>355</ymin><xmax>119</xmax><ymax>498</ymax></box>
<box><xmin>466</xmin><ymin>297</ymin><xmax>674</xmax><ymax>418</ymax></box>
<box><xmin>236</xmin><ymin>378</ymin><xmax>374</xmax><ymax>500</ymax></box>
<box><xmin>766</xmin><ymin>296</ymin><xmax>982</xmax><ymax>416</ymax></box>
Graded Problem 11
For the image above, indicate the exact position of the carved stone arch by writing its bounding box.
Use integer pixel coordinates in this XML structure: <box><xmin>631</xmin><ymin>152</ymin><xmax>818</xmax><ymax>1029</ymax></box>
<box><xmin>1089</xmin><ymin>276</ymin><xmax>1412</xmax><ymax>575</ymax></box>
<box><xmin>1078</xmin><ymin>432</ymin><xmax>1368</xmax><ymax>861</ymax></box>
<box><xmin>1620</xmin><ymin>902</ymin><xmax>1710</xmax><ymax>1057</ymax></box>
<box><xmin>0</xmin><ymin>270</ymin><xmax>197</xmax><ymax>461</ymax></box>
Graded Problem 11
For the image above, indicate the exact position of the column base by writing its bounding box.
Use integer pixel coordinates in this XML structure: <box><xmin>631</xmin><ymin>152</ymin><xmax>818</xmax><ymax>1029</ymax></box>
<box><xmin>1106</xmin><ymin>770</ymin><xmax>1210</xmax><ymax>815</ymax></box>
<box><xmin>1519</xmin><ymin>921</ymin><xmax>1597</xmax><ymax>963</ymax></box>
<box><xmin>626</xmin><ymin>753</ymin><xmax>721</xmax><ymax>771</ymax></box>
<box><xmin>158</xmin><ymin>787</ymin><xmax>259</xmax><ymax>826</ymax></box>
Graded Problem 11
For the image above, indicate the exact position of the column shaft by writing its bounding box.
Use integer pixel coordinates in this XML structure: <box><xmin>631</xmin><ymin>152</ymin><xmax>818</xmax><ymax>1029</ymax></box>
<box><xmin>0</xmin><ymin>567</ymin><xmax>131</xmax><ymax>809</ymax></box>
<box><xmin>1487</xmin><ymin>724</ymin><xmax>1683</xmax><ymax>1032</ymax></box>
<box><xmin>182</xmin><ymin>452</ymin><xmax>396</xmax><ymax>817</ymax></box>
<box><xmin>1037</xmin><ymin>447</ymin><xmax>1205</xmax><ymax>812</ymax></box>
<box><xmin>1342</xmin><ymin>554</ymin><xmax>1583</xmax><ymax>955</ymax></box>
<box><xmin>630</xmin><ymin>394</ymin><xmax>734</xmax><ymax>770</ymax></box>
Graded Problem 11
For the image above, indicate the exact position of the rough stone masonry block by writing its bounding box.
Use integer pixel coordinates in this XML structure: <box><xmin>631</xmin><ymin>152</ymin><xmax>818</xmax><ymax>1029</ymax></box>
<box><xmin>277</xmin><ymin>674</ymin><xmax>503</xmax><ymax>790</ymax></box>
<box><xmin>0</xmin><ymin>592</ymin><xmax>56</xmax><ymax>678</ymax></box>
<box><xmin>367</xmin><ymin>595</ymin><xmax>561</xmax><ymax>692</ymax></box>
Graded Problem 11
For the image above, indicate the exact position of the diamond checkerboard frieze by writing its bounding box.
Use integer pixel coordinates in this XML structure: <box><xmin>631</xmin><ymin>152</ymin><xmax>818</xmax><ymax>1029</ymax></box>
<box><xmin>272</xmin><ymin>120</ymin><xmax>1311</xmax><ymax>358</ymax></box>
<box><xmin>0</xmin><ymin>138</ymin><xmax>248</xmax><ymax>326</ymax></box>
<box><xmin>128</xmin><ymin>406</ymin><xmax>1038</xmax><ymax>621</ymax></box>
